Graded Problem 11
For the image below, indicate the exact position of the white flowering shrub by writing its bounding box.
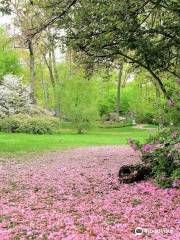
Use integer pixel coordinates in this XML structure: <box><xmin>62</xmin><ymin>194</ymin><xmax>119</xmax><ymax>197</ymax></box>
<box><xmin>0</xmin><ymin>74</ymin><xmax>59</xmax><ymax>134</ymax></box>
<box><xmin>0</xmin><ymin>74</ymin><xmax>33</xmax><ymax>117</ymax></box>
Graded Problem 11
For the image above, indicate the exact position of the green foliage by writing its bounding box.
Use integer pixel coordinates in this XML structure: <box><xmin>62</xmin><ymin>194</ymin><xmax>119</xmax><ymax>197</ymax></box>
<box><xmin>150</xmin><ymin>129</ymin><xmax>179</xmax><ymax>188</ymax></box>
<box><xmin>64</xmin><ymin>0</ymin><xmax>179</xmax><ymax>102</ymax></box>
<box><xmin>129</xmin><ymin>127</ymin><xmax>180</xmax><ymax>188</ymax></box>
<box><xmin>98</xmin><ymin>89</ymin><xmax>116</xmax><ymax>116</ymax></box>
<box><xmin>98</xmin><ymin>122</ymin><xmax>132</xmax><ymax>129</ymax></box>
<box><xmin>120</xmin><ymin>70</ymin><xmax>180</xmax><ymax>125</ymax></box>
<box><xmin>61</xmin><ymin>71</ymin><xmax>99</xmax><ymax>133</ymax></box>
<box><xmin>0</xmin><ymin>50</ymin><xmax>21</xmax><ymax>77</ymax></box>
<box><xmin>171</xmin><ymin>168</ymin><xmax>180</xmax><ymax>185</ymax></box>
<box><xmin>0</xmin><ymin>114</ymin><xmax>59</xmax><ymax>134</ymax></box>
<box><xmin>153</xmin><ymin>79</ymin><xmax>180</xmax><ymax>126</ymax></box>
<box><xmin>0</xmin><ymin>28</ymin><xmax>21</xmax><ymax>78</ymax></box>
<box><xmin>97</xmin><ymin>71</ymin><xmax>117</xmax><ymax>116</ymax></box>
<box><xmin>120</xmin><ymin>79</ymin><xmax>156</xmax><ymax>123</ymax></box>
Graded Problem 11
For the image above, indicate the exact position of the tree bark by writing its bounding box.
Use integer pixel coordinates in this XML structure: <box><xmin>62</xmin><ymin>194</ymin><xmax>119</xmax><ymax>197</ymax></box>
<box><xmin>40</xmin><ymin>63</ymin><xmax>49</xmax><ymax>108</ymax></box>
<box><xmin>43</xmin><ymin>51</ymin><xmax>56</xmax><ymax>89</ymax></box>
<box><xmin>51</xmin><ymin>48</ymin><xmax>59</xmax><ymax>84</ymax></box>
<box><xmin>28</xmin><ymin>39</ymin><xmax>36</xmax><ymax>103</ymax></box>
<box><xmin>116</xmin><ymin>64</ymin><xmax>123</xmax><ymax>115</ymax></box>
<box><xmin>146</xmin><ymin>67</ymin><xmax>171</xmax><ymax>100</ymax></box>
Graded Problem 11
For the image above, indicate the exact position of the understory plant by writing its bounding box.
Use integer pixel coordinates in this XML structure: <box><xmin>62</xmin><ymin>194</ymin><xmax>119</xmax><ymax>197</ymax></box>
<box><xmin>0</xmin><ymin>114</ymin><xmax>59</xmax><ymax>134</ymax></box>
<box><xmin>128</xmin><ymin>127</ymin><xmax>180</xmax><ymax>188</ymax></box>
<box><xmin>61</xmin><ymin>72</ymin><xmax>99</xmax><ymax>134</ymax></box>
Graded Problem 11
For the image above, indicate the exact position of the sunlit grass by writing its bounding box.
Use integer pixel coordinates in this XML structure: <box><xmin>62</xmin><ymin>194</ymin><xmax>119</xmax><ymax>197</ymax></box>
<box><xmin>0</xmin><ymin>126</ymin><xmax>156</xmax><ymax>156</ymax></box>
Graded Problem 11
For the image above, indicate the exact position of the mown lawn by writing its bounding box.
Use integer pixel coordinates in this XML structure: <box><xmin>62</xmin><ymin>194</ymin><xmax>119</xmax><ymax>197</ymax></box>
<box><xmin>0</xmin><ymin>126</ymin><xmax>156</xmax><ymax>156</ymax></box>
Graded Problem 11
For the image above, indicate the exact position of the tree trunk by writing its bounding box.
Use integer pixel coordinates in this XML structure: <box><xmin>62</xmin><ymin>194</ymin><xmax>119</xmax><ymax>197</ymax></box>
<box><xmin>51</xmin><ymin>48</ymin><xmax>61</xmax><ymax>116</ymax></box>
<box><xmin>28</xmin><ymin>40</ymin><xmax>36</xmax><ymax>103</ymax></box>
<box><xmin>44</xmin><ymin>50</ymin><xmax>61</xmax><ymax>116</ymax></box>
<box><xmin>154</xmin><ymin>81</ymin><xmax>160</xmax><ymax>98</ymax></box>
<box><xmin>52</xmin><ymin>48</ymin><xmax>59</xmax><ymax>84</ymax></box>
<box><xmin>116</xmin><ymin>64</ymin><xmax>123</xmax><ymax>115</ymax></box>
<box><xmin>145</xmin><ymin>67</ymin><xmax>171</xmax><ymax>101</ymax></box>
<box><xmin>48</xmin><ymin>50</ymin><xmax>56</xmax><ymax>88</ymax></box>
<box><xmin>40</xmin><ymin>63</ymin><xmax>49</xmax><ymax>108</ymax></box>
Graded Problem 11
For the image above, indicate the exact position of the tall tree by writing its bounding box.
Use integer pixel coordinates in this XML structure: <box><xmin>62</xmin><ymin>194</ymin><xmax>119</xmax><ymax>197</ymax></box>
<box><xmin>39</xmin><ymin>27</ymin><xmax>61</xmax><ymax>115</ymax></box>
<box><xmin>12</xmin><ymin>0</ymin><xmax>41</xmax><ymax>102</ymax></box>
<box><xmin>63</xmin><ymin>0</ymin><xmax>180</xmax><ymax>102</ymax></box>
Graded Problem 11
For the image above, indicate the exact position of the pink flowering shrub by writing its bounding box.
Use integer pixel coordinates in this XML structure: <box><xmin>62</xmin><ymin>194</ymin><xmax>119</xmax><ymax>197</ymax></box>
<box><xmin>129</xmin><ymin>128</ymin><xmax>180</xmax><ymax>188</ymax></box>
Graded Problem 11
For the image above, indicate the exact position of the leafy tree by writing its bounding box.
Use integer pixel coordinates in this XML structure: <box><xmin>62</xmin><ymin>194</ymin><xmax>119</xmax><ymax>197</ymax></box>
<box><xmin>61</xmin><ymin>70</ymin><xmax>99</xmax><ymax>133</ymax></box>
<box><xmin>12</xmin><ymin>0</ymin><xmax>40</xmax><ymax>102</ymax></box>
<box><xmin>63</xmin><ymin>0</ymin><xmax>180</xmax><ymax>101</ymax></box>
<box><xmin>0</xmin><ymin>28</ymin><xmax>21</xmax><ymax>78</ymax></box>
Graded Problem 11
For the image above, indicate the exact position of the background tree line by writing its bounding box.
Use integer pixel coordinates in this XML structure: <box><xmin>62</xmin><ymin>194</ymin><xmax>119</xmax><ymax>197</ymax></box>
<box><xmin>0</xmin><ymin>0</ymin><xmax>179</xmax><ymax>133</ymax></box>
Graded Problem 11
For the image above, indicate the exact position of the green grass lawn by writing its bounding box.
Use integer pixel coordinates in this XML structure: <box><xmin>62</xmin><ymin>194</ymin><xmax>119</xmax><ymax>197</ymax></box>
<box><xmin>0</xmin><ymin>126</ymin><xmax>156</xmax><ymax>156</ymax></box>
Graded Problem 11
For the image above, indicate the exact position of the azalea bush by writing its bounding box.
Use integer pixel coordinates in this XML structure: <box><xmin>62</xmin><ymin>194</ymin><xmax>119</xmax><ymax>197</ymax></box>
<box><xmin>128</xmin><ymin>128</ymin><xmax>180</xmax><ymax>188</ymax></box>
<box><xmin>0</xmin><ymin>114</ymin><xmax>59</xmax><ymax>134</ymax></box>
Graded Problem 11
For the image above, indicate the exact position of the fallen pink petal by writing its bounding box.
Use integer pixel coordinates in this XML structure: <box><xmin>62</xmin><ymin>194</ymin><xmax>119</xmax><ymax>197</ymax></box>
<box><xmin>0</xmin><ymin>146</ymin><xmax>179</xmax><ymax>239</ymax></box>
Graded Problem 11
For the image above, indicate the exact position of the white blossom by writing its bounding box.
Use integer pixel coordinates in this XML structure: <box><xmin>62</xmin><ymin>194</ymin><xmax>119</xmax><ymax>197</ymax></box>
<box><xmin>0</xmin><ymin>74</ymin><xmax>33</xmax><ymax>117</ymax></box>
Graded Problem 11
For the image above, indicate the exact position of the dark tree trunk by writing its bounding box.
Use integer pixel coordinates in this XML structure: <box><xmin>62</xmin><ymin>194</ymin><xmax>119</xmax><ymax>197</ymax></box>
<box><xmin>28</xmin><ymin>40</ymin><xmax>36</xmax><ymax>103</ymax></box>
<box><xmin>146</xmin><ymin>67</ymin><xmax>171</xmax><ymax>101</ymax></box>
<box><xmin>116</xmin><ymin>64</ymin><xmax>123</xmax><ymax>115</ymax></box>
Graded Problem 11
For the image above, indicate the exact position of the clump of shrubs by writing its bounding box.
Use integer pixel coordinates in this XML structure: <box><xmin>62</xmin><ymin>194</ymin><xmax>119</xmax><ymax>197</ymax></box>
<box><xmin>128</xmin><ymin>127</ymin><xmax>180</xmax><ymax>188</ymax></box>
<box><xmin>0</xmin><ymin>114</ymin><xmax>59</xmax><ymax>134</ymax></box>
<box><xmin>0</xmin><ymin>74</ymin><xmax>60</xmax><ymax>134</ymax></box>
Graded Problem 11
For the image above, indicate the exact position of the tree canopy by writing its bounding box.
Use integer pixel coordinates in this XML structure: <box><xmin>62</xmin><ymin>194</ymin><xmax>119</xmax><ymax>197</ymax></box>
<box><xmin>61</xmin><ymin>0</ymin><xmax>180</xmax><ymax>100</ymax></box>
<box><xmin>0</xmin><ymin>0</ymin><xmax>11</xmax><ymax>14</ymax></box>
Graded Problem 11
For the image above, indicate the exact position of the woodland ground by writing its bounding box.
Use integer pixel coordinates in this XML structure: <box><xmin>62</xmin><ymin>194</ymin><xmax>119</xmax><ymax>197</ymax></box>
<box><xmin>0</xmin><ymin>146</ymin><xmax>179</xmax><ymax>239</ymax></box>
<box><xmin>0</xmin><ymin>126</ymin><xmax>154</xmax><ymax>156</ymax></box>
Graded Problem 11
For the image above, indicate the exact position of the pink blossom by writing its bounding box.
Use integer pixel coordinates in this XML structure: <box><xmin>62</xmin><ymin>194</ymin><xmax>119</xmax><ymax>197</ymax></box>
<box><xmin>172</xmin><ymin>131</ymin><xmax>177</xmax><ymax>139</ymax></box>
<box><xmin>0</xmin><ymin>146</ymin><xmax>179</xmax><ymax>239</ymax></box>
<box><xmin>172</xmin><ymin>180</ymin><xmax>180</xmax><ymax>188</ymax></box>
<box><xmin>131</xmin><ymin>144</ymin><xmax>137</xmax><ymax>151</ymax></box>
<box><xmin>141</xmin><ymin>144</ymin><xmax>154</xmax><ymax>152</ymax></box>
